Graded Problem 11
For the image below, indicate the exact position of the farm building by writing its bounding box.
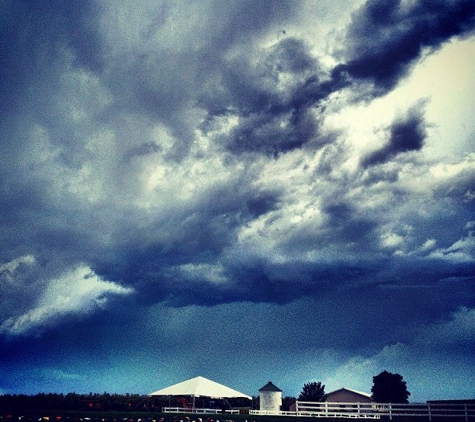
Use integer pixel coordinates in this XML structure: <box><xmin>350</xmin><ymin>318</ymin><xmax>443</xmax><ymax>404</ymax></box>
<box><xmin>325</xmin><ymin>387</ymin><xmax>374</xmax><ymax>403</ymax></box>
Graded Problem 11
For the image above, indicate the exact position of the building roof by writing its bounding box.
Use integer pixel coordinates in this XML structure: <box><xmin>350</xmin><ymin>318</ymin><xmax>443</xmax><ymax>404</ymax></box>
<box><xmin>259</xmin><ymin>381</ymin><xmax>282</xmax><ymax>392</ymax></box>
<box><xmin>148</xmin><ymin>376</ymin><xmax>251</xmax><ymax>399</ymax></box>
<box><xmin>326</xmin><ymin>387</ymin><xmax>373</xmax><ymax>399</ymax></box>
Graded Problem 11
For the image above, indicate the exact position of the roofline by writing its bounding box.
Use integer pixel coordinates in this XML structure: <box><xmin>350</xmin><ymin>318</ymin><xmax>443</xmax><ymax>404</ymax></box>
<box><xmin>148</xmin><ymin>375</ymin><xmax>252</xmax><ymax>399</ymax></box>
<box><xmin>326</xmin><ymin>387</ymin><xmax>373</xmax><ymax>398</ymax></box>
<box><xmin>259</xmin><ymin>381</ymin><xmax>282</xmax><ymax>392</ymax></box>
<box><xmin>148</xmin><ymin>393</ymin><xmax>252</xmax><ymax>399</ymax></box>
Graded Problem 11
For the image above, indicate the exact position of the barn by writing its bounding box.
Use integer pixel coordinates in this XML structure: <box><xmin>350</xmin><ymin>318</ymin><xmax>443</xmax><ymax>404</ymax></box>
<box><xmin>325</xmin><ymin>387</ymin><xmax>374</xmax><ymax>403</ymax></box>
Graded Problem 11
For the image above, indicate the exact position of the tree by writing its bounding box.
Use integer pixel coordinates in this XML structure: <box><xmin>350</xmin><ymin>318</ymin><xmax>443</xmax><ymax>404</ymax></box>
<box><xmin>298</xmin><ymin>381</ymin><xmax>326</xmax><ymax>402</ymax></box>
<box><xmin>371</xmin><ymin>371</ymin><xmax>411</xmax><ymax>403</ymax></box>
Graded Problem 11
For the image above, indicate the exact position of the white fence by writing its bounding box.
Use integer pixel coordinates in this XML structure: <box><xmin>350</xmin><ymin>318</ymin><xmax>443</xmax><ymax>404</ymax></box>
<box><xmin>290</xmin><ymin>401</ymin><xmax>475</xmax><ymax>420</ymax></box>
<box><xmin>162</xmin><ymin>407</ymin><xmax>225</xmax><ymax>414</ymax></box>
<box><xmin>163</xmin><ymin>401</ymin><xmax>475</xmax><ymax>420</ymax></box>
<box><xmin>162</xmin><ymin>407</ymin><xmax>248</xmax><ymax>415</ymax></box>
<box><xmin>293</xmin><ymin>401</ymin><xmax>381</xmax><ymax>419</ymax></box>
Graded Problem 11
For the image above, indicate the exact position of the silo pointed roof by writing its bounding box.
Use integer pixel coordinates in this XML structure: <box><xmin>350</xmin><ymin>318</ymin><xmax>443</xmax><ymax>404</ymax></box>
<box><xmin>259</xmin><ymin>381</ymin><xmax>282</xmax><ymax>392</ymax></box>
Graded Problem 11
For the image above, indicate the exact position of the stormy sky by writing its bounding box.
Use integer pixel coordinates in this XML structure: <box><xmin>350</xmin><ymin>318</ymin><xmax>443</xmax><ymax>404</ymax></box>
<box><xmin>1</xmin><ymin>0</ymin><xmax>474</xmax><ymax>402</ymax></box>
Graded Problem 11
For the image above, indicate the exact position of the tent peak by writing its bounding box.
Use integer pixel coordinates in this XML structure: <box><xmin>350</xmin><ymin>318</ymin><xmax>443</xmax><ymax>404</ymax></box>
<box><xmin>149</xmin><ymin>375</ymin><xmax>251</xmax><ymax>400</ymax></box>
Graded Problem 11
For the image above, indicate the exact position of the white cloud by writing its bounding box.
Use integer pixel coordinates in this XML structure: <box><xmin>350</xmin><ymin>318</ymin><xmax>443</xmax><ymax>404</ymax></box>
<box><xmin>174</xmin><ymin>263</ymin><xmax>229</xmax><ymax>285</ymax></box>
<box><xmin>322</xmin><ymin>38</ymin><xmax>475</xmax><ymax>166</ymax></box>
<box><xmin>429</xmin><ymin>233</ymin><xmax>475</xmax><ymax>262</ymax></box>
<box><xmin>0</xmin><ymin>255</ymin><xmax>36</xmax><ymax>282</ymax></box>
<box><xmin>416</xmin><ymin>306</ymin><xmax>475</xmax><ymax>347</ymax></box>
<box><xmin>0</xmin><ymin>265</ymin><xmax>133</xmax><ymax>336</ymax></box>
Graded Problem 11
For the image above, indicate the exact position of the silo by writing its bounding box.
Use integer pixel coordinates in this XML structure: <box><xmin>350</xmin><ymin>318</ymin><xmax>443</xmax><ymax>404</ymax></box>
<box><xmin>259</xmin><ymin>381</ymin><xmax>282</xmax><ymax>414</ymax></box>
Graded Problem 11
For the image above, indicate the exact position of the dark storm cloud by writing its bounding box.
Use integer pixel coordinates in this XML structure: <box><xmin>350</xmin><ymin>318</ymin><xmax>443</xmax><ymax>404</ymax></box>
<box><xmin>0</xmin><ymin>0</ymin><xmax>473</xmax><ymax>315</ymax></box>
<box><xmin>2</xmin><ymin>2</ymin><xmax>308</xmax><ymax>316</ymax></box>
<box><xmin>362</xmin><ymin>101</ymin><xmax>428</xmax><ymax>167</ymax></box>
<box><xmin>200</xmin><ymin>36</ymin><xmax>345</xmax><ymax>155</ymax></box>
<box><xmin>116</xmin><ymin>230</ymin><xmax>475</xmax><ymax>309</ymax></box>
<box><xmin>0</xmin><ymin>0</ymin><xmax>104</xmax><ymax>243</ymax></box>
<box><xmin>86</xmin><ymin>178</ymin><xmax>284</xmax><ymax>304</ymax></box>
<box><xmin>0</xmin><ymin>0</ymin><xmax>102</xmax><ymax>115</ymax></box>
<box><xmin>123</xmin><ymin>142</ymin><xmax>161</xmax><ymax>162</ymax></box>
<box><xmin>0</xmin><ymin>0</ymin><xmax>474</xmax><ymax>400</ymax></box>
<box><xmin>321</xmin><ymin>202</ymin><xmax>377</xmax><ymax>245</ymax></box>
<box><xmin>102</xmin><ymin>0</ymin><xmax>298</xmax><ymax>159</ymax></box>
<box><xmin>199</xmin><ymin>0</ymin><xmax>475</xmax><ymax>157</ymax></box>
<box><xmin>337</xmin><ymin>0</ymin><xmax>475</xmax><ymax>91</ymax></box>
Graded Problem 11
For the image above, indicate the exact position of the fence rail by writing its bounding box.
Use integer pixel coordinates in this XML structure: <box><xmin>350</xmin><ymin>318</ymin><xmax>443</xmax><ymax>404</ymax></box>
<box><xmin>291</xmin><ymin>401</ymin><xmax>475</xmax><ymax>420</ymax></box>
<box><xmin>163</xmin><ymin>401</ymin><xmax>475</xmax><ymax>420</ymax></box>
<box><xmin>162</xmin><ymin>407</ymin><xmax>224</xmax><ymax>414</ymax></box>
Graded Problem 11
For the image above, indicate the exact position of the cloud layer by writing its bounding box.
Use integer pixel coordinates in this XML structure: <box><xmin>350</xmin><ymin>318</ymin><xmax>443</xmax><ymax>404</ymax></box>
<box><xmin>1</xmin><ymin>0</ymin><xmax>474</xmax><ymax>401</ymax></box>
<box><xmin>0</xmin><ymin>261</ymin><xmax>132</xmax><ymax>337</ymax></box>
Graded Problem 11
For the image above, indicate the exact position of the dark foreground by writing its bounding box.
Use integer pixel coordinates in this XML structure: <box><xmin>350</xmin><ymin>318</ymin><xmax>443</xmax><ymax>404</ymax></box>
<box><xmin>0</xmin><ymin>413</ymin><xmax>315</xmax><ymax>422</ymax></box>
<box><xmin>0</xmin><ymin>412</ymin><xmax>473</xmax><ymax>422</ymax></box>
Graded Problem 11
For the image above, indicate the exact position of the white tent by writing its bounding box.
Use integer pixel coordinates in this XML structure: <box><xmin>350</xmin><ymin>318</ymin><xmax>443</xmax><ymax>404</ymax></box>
<box><xmin>149</xmin><ymin>376</ymin><xmax>251</xmax><ymax>400</ymax></box>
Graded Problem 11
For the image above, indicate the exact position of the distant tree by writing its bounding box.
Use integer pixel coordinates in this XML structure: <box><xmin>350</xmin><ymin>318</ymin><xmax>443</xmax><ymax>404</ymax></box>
<box><xmin>298</xmin><ymin>381</ymin><xmax>326</xmax><ymax>402</ymax></box>
<box><xmin>371</xmin><ymin>371</ymin><xmax>411</xmax><ymax>403</ymax></box>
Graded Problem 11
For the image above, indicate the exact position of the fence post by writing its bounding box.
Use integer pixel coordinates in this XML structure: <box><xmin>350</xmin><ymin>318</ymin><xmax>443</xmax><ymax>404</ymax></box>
<box><xmin>465</xmin><ymin>403</ymin><xmax>468</xmax><ymax>422</ymax></box>
<box><xmin>357</xmin><ymin>402</ymin><xmax>360</xmax><ymax>418</ymax></box>
<box><xmin>428</xmin><ymin>402</ymin><xmax>431</xmax><ymax>421</ymax></box>
<box><xmin>389</xmin><ymin>403</ymin><xmax>392</xmax><ymax>420</ymax></box>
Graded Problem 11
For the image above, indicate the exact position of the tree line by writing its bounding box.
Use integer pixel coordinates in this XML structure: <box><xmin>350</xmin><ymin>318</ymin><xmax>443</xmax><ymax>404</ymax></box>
<box><xmin>0</xmin><ymin>392</ymin><xmax>154</xmax><ymax>413</ymax></box>
<box><xmin>0</xmin><ymin>393</ymin><xmax>255</xmax><ymax>414</ymax></box>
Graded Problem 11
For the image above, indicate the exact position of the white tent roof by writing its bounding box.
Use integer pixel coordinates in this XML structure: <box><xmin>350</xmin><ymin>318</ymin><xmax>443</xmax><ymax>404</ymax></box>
<box><xmin>149</xmin><ymin>376</ymin><xmax>251</xmax><ymax>399</ymax></box>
